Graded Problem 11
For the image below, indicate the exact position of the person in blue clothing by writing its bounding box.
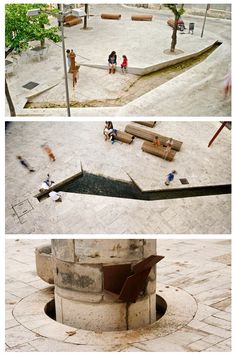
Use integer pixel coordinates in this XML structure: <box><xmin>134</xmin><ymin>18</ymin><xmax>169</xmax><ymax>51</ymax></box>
<box><xmin>165</xmin><ymin>170</ymin><xmax>177</xmax><ymax>186</ymax></box>
<box><xmin>16</xmin><ymin>156</ymin><xmax>35</xmax><ymax>172</ymax></box>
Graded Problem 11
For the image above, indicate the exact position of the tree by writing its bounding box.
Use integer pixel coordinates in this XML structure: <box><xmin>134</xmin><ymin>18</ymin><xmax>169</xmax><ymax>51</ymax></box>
<box><xmin>5</xmin><ymin>3</ymin><xmax>61</xmax><ymax>116</ymax></box>
<box><xmin>165</xmin><ymin>4</ymin><xmax>185</xmax><ymax>52</ymax></box>
<box><xmin>83</xmin><ymin>4</ymin><xmax>89</xmax><ymax>30</ymax></box>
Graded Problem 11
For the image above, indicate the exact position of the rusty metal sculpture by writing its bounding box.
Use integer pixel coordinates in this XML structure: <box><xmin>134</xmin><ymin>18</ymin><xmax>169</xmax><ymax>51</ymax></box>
<box><xmin>103</xmin><ymin>255</ymin><xmax>164</xmax><ymax>303</ymax></box>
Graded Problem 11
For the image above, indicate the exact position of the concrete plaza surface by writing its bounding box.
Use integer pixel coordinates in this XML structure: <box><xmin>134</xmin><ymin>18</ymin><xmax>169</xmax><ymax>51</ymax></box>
<box><xmin>5</xmin><ymin>4</ymin><xmax>231</xmax><ymax>117</ymax></box>
<box><xmin>5</xmin><ymin>239</ymin><xmax>231</xmax><ymax>352</ymax></box>
<box><xmin>5</xmin><ymin>121</ymin><xmax>231</xmax><ymax>234</ymax></box>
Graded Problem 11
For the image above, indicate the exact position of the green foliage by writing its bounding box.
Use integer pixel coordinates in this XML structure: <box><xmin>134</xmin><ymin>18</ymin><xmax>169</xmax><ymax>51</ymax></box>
<box><xmin>5</xmin><ymin>3</ymin><xmax>61</xmax><ymax>53</ymax></box>
<box><xmin>164</xmin><ymin>4</ymin><xmax>185</xmax><ymax>19</ymax></box>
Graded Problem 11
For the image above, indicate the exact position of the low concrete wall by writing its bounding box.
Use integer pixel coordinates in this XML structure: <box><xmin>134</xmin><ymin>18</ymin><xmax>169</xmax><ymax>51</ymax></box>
<box><xmin>79</xmin><ymin>41</ymin><xmax>219</xmax><ymax>76</ymax></box>
<box><xmin>35</xmin><ymin>244</ymin><xmax>54</xmax><ymax>284</ymax></box>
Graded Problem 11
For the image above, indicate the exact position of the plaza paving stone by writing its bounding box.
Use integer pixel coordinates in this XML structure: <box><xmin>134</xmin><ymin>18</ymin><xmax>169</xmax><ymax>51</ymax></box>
<box><xmin>5</xmin><ymin>4</ymin><xmax>231</xmax><ymax>117</ymax></box>
<box><xmin>5</xmin><ymin>121</ymin><xmax>231</xmax><ymax>234</ymax></box>
<box><xmin>5</xmin><ymin>239</ymin><xmax>231</xmax><ymax>352</ymax></box>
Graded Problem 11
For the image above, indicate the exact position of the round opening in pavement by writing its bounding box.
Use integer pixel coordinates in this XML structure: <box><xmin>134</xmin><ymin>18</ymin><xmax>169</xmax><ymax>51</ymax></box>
<box><xmin>13</xmin><ymin>284</ymin><xmax>197</xmax><ymax>346</ymax></box>
<box><xmin>44</xmin><ymin>294</ymin><xmax>167</xmax><ymax>329</ymax></box>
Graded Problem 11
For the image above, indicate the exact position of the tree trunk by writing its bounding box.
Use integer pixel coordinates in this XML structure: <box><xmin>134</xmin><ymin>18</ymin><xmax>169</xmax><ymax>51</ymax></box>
<box><xmin>83</xmin><ymin>4</ymin><xmax>88</xmax><ymax>29</ymax></box>
<box><xmin>40</xmin><ymin>24</ymin><xmax>45</xmax><ymax>48</ymax></box>
<box><xmin>170</xmin><ymin>13</ymin><xmax>180</xmax><ymax>52</ymax></box>
<box><xmin>40</xmin><ymin>39</ymin><xmax>45</xmax><ymax>48</ymax></box>
<box><xmin>5</xmin><ymin>49</ymin><xmax>16</xmax><ymax>116</ymax></box>
<box><xmin>5</xmin><ymin>78</ymin><xmax>16</xmax><ymax>116</ymax></box>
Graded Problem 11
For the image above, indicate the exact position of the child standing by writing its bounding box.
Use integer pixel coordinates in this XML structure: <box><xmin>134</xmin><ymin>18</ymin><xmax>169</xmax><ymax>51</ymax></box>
<box><xmin>121</xmin><ymin>55</ymin><xmax>128</xmax><ymax>74</ymax></box>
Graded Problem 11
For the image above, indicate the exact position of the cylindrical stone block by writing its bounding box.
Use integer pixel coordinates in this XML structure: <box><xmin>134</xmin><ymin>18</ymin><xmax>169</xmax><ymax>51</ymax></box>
<box><xmin>131</xmin><ymin>15</ymin><xmax>153</xmax><ymax>21</ymax></box>
<box><xmin>52</xmin><ymin>239</ymin><xmax>157</xmax><ymax>331</ymax></box>
<box><xmin>101</xmin><ymin>13</ymin><xmax>121</xmax><ymax>20</ymax></box>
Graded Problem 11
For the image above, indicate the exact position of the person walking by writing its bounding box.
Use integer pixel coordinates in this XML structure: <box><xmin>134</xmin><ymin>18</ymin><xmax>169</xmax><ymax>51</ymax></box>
<box><xmin>165</xmin><ymin>170</ymin><xmax>176</xmax><ymax>186</ymax></box>
<box><xmin>121</xmin><ymin>55</ymin><xmax>128</xmax><ymax>74</ymax></box>
<box><xmin>72</xmin><ymin>64</ymin><xmax>80</xmax><ymax>88</ymax></box>
<box><xmin>41</xmin><ymin>144</ymin><xmax>56</xmax><ymax>162</ymax></box>
<box><xmin>69</xmin><ymin>49</ymin><xmax>76</xmax><ymax>73</ymax></box>
<box><xmin>108</xmin><ymin>51</ymin><xmax>117</xmax><ymax>74</ymax></box>
<box><xmin>16</xmin><ymin>156</ymin><xmax>35</xmax><ymax>172</ymax></box>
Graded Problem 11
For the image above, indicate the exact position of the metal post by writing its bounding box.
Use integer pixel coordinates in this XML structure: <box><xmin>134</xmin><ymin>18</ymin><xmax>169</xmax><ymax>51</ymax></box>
<box><xmin>60</xmin><ymin>14</ymin><xmax>71</xmax><ymax>117</ymax></box>
<box><xmin>201</xmin><ymin>4</ymin><xmax>210</xmax><ymax>38</ymax></box>
<box><xmin>208</xmin><ymin>122</ymin><xmax>226</xmax><ymax>147</ymax></box>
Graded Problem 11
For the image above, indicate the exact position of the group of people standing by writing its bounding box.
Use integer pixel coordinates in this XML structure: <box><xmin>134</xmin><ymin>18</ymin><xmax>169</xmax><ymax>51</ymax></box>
<box><xmin>108</xmin><ymin>51</ymin><xmax>128</xmax><ymax>74</ymax></box>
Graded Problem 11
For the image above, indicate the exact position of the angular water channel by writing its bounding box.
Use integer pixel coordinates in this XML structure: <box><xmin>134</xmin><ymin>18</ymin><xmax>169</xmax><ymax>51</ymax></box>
<box><xmin>25</xmin><ymin>41</ymin><xmax>222</xmax><ymax>109</ymax></box>
<box><xmin>36</xmin><ymin>171</ymin><xmax>231</xmax><ymax>202</ymax></box>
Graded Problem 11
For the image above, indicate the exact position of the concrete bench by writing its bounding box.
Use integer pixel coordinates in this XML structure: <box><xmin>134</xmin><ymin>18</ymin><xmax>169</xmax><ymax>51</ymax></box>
<box><xmin>142</xmin><ymin>141</ymin><xmax>176</xmax><ymax>161</ymax></box>
<box><xmin>101</xmin><ymin>13</ymin><xmax>121</xmax><ymax>20</ymax></box>
<box><xmin>125</xmin><ymin>124</ymin><xmax>183</xmax><ymax>151</ymax></box>
<box><xmin>115</xmin><ymin>130</ymin><xmax>134</xmax><ymax>144</ymax></box>
<box><xmin>134</xmin><ymin>121</ymin><xmax>156</xmax><ymax>128</ymax></box>
<box><xmin>64</xmin><ymin>15</ymin><xmax>82</xmax><ymax>26</ymax></box>
<box><xmin>131</xmin><ymin>15</ymin><xmax>153</xmax><ymax>21</ymax></box>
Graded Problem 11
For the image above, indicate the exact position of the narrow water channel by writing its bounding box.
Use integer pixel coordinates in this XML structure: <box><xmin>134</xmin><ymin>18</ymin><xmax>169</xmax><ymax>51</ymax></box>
<box><xmin>36</xmin><ymin>171</ymin><xmax>231</xmax><ymax>202</ymax></box>
<box><xmin>25</xmin><ymin>41</ymin><xmax>222</xmax><ymax>109</ymax></box>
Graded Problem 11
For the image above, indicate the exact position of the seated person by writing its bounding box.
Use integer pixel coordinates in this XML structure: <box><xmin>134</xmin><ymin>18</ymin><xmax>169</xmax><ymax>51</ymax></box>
<box><xmin>39</xmin><ymin>174</ymin><xmax>54</xmax><ymax>192</ymax></box>
<box><xmin>49</xmin><ymin>191</ymin><xmax>62</xmax><ymax>202</ymax></box>
<box><xmin>103</xmin><ymin>121</ymin><xmax>114</xmax><ymax>141</ymax></box>
<box><xmin>153</xmin><ymin>136</ymin><xmax>161</xmax><ymax>146</ymax></box>
<box><xmin>164</xmin><ymin>138</ymin><xmax>174</xmax><ymax>159</ymax></box>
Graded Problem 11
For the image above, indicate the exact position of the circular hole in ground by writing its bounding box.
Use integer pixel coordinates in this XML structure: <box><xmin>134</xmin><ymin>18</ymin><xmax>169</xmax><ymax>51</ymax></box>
<box><xmin>44</xmin><ymin>294</ymin><xmax>167</xmax><ymax>329</ymax></box>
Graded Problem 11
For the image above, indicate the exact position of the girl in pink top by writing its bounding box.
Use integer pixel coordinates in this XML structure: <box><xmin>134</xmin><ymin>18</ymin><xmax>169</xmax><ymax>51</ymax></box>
<box><xmin>121</xmin><ymin>55</ymin><xmax>128</xmax><ymax>73</ymax></box>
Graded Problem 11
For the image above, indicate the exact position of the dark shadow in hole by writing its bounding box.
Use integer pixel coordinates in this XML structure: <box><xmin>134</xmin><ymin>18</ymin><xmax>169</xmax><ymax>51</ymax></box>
<box><xmin>44</xmin><ymin>294</ymin><xmax>167</xmax><ymax>324</ymax></box>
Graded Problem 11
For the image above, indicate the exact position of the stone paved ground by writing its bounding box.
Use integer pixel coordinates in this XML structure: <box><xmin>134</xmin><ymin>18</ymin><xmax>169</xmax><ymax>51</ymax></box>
<box><xmin>5</xmin><ymin>4</ymin><xmax>231</xmax><ymax>116</ymax></box>
<box><xmin>5</xmin><ymin>239</ymin><xmax>231</xmax><ymax>352</ymax></box>
<box><xmin>5</xmin><ymin>121</ymin><xmax>231</xmax><ymax>234</ymax></box>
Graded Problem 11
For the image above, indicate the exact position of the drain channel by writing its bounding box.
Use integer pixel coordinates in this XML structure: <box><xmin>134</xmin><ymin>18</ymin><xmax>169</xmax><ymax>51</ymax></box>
<box><xmin>25</xmin><ymin>41</ymin><xmax>222</xmax><ymax>109</ymax></box>
<box><xmin>36</xmin><ymin>171</ymin><xmax>231</xmax><ymax>202</ymax></box>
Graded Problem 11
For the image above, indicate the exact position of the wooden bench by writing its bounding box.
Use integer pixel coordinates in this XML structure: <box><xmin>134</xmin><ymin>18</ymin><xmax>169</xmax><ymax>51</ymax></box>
<box><xmin>142</xmin><ymin>141</ymin><xmax>176</xmax><ymax>161</ymax></box>
<box><xmin>115</xmin><ymin>130</ymin><xmax>134</xmax><ymax>144</ymax></box>
<box><xmin>64</xmin><ymin>16</ymin><xmax>82</xmax><ymax>26</ymax></box>
<box><xmin>134</xmin><ymin>121</ymin><xmax>156</xmax><ymax>127</ymax></box>
<box><xmin>131</xmin><ymin>15</ymin><xmax>153</xmax><ymax>21</ymax></box>
<box><xmin>125</xmin><ymin>124</ymin><xmax>183</xmax><ymax>151</ymax></box>
<box><xmin>101</xmin><ymin>13</ymin><xmax>121</xmax><ymax>20</ymax></box>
